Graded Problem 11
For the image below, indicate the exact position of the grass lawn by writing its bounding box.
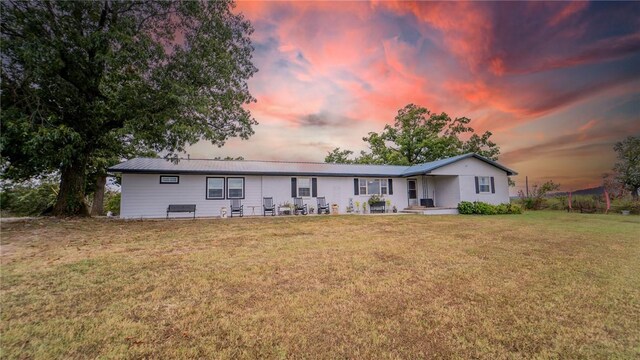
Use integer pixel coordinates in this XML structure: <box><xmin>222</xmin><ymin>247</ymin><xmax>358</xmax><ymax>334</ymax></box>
<box><xmin>1</xmin><ymin>212</ymin><xmax>639</xmax><ymax>359</ymax></box>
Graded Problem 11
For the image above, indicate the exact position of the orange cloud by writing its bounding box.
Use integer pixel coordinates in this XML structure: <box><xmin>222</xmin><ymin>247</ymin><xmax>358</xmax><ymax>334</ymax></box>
<box><xmin>223</xmin><ymin>1</ymin><xmax>640</xmax><ymax>192</ymax></box>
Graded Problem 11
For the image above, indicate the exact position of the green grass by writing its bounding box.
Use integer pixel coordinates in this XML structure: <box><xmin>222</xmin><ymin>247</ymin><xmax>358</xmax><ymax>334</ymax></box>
<box><xmin>2</xmin><ymin>212</ymin><xmax>639</xmax><ymax>359</ymax></box>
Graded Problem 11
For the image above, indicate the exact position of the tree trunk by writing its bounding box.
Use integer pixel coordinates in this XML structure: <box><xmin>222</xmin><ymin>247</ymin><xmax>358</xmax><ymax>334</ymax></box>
<box><xmin>90</xmin><ymin>174</ymin><xmax>107</xmax><ymax>216</ymax></box>
<box><xmin>633</xmin><ymin>186</ymin><xmax>640</xmax><ymax>201</ymax></box>
<box><xmin>53</xmin><ymin>159</ymin><xmax>90</xmax><ymax>216</ymax></box>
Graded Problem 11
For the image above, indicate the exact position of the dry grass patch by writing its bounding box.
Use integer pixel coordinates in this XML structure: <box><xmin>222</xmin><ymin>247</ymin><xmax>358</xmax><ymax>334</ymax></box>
<box><xmin>1</xmin><ymin>212</ymin><xmax>639</xmax><ymax>359</ymax></box>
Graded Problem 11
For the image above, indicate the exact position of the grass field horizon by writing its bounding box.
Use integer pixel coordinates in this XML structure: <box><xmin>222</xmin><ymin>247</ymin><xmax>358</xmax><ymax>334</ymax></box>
<box><xmin>2</xmin><ymin>212</ymin><xmax>639</xmax><ymax>358</ymax></box>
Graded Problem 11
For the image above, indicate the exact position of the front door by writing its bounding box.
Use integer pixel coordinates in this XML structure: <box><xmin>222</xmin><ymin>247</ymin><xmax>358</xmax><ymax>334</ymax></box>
<box><xmin>408</xmin><ymin>179</ymin><xmax>418</xmax><ymax>206</ymax></box>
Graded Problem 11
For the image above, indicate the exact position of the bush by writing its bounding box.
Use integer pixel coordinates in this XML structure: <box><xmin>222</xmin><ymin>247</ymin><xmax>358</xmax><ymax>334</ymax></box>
<box><xmin>474</xmin><ymin>201</ymin><xmax>497</xmax><ymax>215</ymax></box>
<box><xmin>518</xmin><ymin>180</ymin><xmax>561</xmax><ymax>210</ymax></box>
<box><xmin>367</xmin><ymin>194</ymin><xmax>383</xmax><ymax>205</ymax></box>
<box><xmin>457</xmin><ymin>201</ymin><xmax>475</xmax><ymax>214</ymax></box>
<box><xmin>104</xmin><ymin>191</ymin><xmax>121</xmax><ymax>216</ymax></box>
<box><xmin>609</xmin><ymin>197</ymin><xmax>640</xmax><ymax>214</ymax></box>
<box><xmin>457</xmin><ymin>201</ymin><xmax>521</xmax><ymax>215</ymax></box>
<box><xmin>0</xmin><ymin>181</ymin><xmax>58</xmax><ymax>216</ymax></box>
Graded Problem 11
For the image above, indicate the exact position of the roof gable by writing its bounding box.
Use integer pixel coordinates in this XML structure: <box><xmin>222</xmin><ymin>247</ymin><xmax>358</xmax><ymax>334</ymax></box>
<box><xmin>403</xmin><ymin>153</ymin><xmax>518</xmax><ymax>176</ymax></box>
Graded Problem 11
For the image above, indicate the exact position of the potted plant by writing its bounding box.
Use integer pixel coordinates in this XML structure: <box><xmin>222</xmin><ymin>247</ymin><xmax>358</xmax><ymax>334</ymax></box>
<box><xmin>309</xmin><ymin>206</ymin><xmax>315</xmax><ymax>214</ymax></box>
<box><xmin>362</xmin><ymin>202</ymin><xmax>367</xmax><ymax>214</ymax></box>
<box><xmin>392</xmin><ymin>205</ymin><xmax>398</xmax><ymax>213</ymax></box>
<box><xmin>331</xmin><ymin>203</ymin><xmax>339</xmax><ymax>215</ymax></box>
<box><xmin>355</xmin><ymin>201</ymin><xmax>360</xmax><ymax>214</ymax></box>
<box><xmin>367</xmin><ymin>195</ymin><xmax>385</xmax><ymax>213</ymax></box>
<box><xmin>385</xmin><ymin>199</ymin><xmax>391</xmax><ymax>213</ymax></box>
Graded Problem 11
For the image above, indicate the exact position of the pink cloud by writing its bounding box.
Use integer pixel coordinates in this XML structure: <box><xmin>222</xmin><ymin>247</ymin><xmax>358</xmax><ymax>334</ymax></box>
<box><xmin>220</xmin><ymin>1</ymin><xmax>640</xmax><ymax>191</ymax></box>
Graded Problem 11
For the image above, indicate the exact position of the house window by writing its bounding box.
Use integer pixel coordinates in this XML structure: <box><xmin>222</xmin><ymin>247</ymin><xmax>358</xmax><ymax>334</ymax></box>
<box><xmin>359</xmin><ymin>179</ymin><xmax>388</xmax><ymax>195</ymax></box>
<box><xmin>160</xmin><ymin>176</ymin><xmax>179</xmax><ymax>184</ymax></box>
<box><xmin>478</xmin><ymin>176</ymin><xmax>491</xmax><ymax>193</ymax></box>
<box><xmin>381</xmin><ymin>180</ymin><xmax>388</xmax><ymax>195</ymax></box>
<box><xmin>297</xmin><ymin>177</ymin><xmax>311</xmax><ymax>197</ymax></box>
<box><xmin>227</xmin><ymin>178</ymin><xmax>245</xmax><ymax>199</ymax></box>
<box><xmin>359</xmin><ymin>179</ymin><xmax>367</xmax><ymax>195</ymax></box>
<box><xmin>367</xmin><ymin>179</ymin><xmax>380</xmax><ymax>195</ymax></box>
<box><xmin>206</xmin><ymin>177</ymin><xmax>225</xmax><ymax>199</ymax></box>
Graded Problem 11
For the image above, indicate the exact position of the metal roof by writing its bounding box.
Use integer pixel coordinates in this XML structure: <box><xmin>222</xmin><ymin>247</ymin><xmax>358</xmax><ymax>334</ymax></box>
<box><xmin>403</xmin><ymin>153</ymin><xmax>518</xmax><ymax>176</ymax></box>
<box><xmin>108</xmin><ymin>153</ymin><xmax>517</xmax><ymax>177</ymax></box>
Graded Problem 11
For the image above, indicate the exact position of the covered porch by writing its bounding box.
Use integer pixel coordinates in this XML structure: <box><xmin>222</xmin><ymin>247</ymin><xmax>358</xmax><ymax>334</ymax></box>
<box><xmin>403</xmin><ymin>175</ymin><xmax>460</xmax><ymax>211</ymax></box>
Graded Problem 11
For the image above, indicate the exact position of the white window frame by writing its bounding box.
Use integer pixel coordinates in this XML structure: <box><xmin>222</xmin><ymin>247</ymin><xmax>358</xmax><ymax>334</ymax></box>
<box><xmin>227</xmin><ymin>177</ymin><xmax>245</xmax><ymax>199</ymax></box>
<box><xmin>359</xmin><ymin>178</ymin><xmax>388</xmax><ymax>195</ymax></box>
<box><xmin>206</xmin><ymin>177</ymin><xmax>225</xmax><ymax>199</ymax></box>
<box><xmin>297</xmin><ymin>177</ymin><xmax>311</xmax><ymax>197</ymax></box>
<box><xmin>478</xmin><ymin>176</ymin><xmax>491</xmax><ymax>193</ymax></box>
<box><xmin>160</xmin><ymin>175</ymin><xmax>179</xmax><ymax>184</ymax></box>
<box><xmin>359</xmin><ymin>179</ymin><xmax>367</xmax><ymax>195</ymax></box>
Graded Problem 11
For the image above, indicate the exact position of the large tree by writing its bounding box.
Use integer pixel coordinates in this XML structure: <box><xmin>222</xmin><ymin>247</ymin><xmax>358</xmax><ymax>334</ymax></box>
<box><xmin>613</xmin><ymin>136</ymin><xmax>640</xmax><ymax>200</ymax></box>
<box><xmin>325</xmin><ymin>104</ymin><xmax>500</xmax><ymax>165</ymax></box>
<box><xmin>1</xmin><ymin>1</ymin><xmax>257</xmax><ymax>216</ymax></box>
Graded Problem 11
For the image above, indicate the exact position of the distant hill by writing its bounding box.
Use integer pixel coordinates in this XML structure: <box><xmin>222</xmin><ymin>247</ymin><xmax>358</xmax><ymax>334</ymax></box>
<box><xmin>554</xmin><ymin>186</ymin><xmax>604</xmax><ymax>197</ymax></box>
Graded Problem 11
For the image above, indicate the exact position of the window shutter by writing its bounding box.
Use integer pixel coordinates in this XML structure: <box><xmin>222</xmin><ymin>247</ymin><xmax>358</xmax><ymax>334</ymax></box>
<box><xmin>312</xmin><ymin>178</ymin><xmax>318</xmax><ymax>197</ymax></box>
<box><xmin>388</xmin><ymin>179</ymin><xmax>393</xmax><ymax>195</ymax></box>
<box><xmin>491</xmin><ymin>177</ymin><xmax>495</xmax><ymax>194</ymax></box>
<box><xmin>354</xmin><ymin>178</ymin><xmax>359</xmax><ymax>195</ymax></box>
<box><xmin>475</xmin><ymin>176</ymin><xmax>480</xmax><ymax>194</ymax></box>
<box><xmin>291</xmin><ymin>178</ymin><xmax>297</xmax><ymax>197</ymax></box>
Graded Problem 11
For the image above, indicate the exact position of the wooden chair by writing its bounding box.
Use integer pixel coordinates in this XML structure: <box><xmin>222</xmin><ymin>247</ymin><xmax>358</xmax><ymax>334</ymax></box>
<box><xmin>230</xmin><ymin>199</ymin><xmax>243</xmax><ymax>217</ymax></box>
<box><xmin>293</xmin><ymin>197</ymin><xmax>308</xmax><ymax>215</ymax></box>
<box><xmin>316</xmin><ymin>197</ymin><xmax>330</xmax><ymax>215</ymax></box>
<box><xmin>263</xmin><ymin>197</ymin><xmax>276</xmax><ymax>216</ymax></box>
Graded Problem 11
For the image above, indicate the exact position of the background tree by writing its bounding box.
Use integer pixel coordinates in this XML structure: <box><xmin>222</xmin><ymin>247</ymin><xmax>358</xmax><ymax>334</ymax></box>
<box><xmin>1</xmin><ymin>1</ymin><xmax>257</xmax><ymax>216</ymax></box>
<box><xmin>324</xmin><ymin>104</ymin><xmax>500</xmax><ymax>165</ymax></box>
<box><xmin>325</xmin><ymin>148</ymin><xmax>356</xmax><ymax>164</ymax></box>
<box><xmin>613</xmin><ymin>136</ymin><xmax>640</xmax><ymax>200</ymax></box>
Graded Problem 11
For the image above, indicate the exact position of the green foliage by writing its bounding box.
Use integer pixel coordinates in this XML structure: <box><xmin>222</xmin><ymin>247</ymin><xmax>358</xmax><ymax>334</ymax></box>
<box><xmin>518</xmin><ymin>180</ymin><xmax>561</xmax><ymax>210</ymax></box>
<box><xmin>613</xmin><ymin>136</ymin><xmax>640</xmax><ymax>199</ymax></box>
<box><xmin>473</xmin><ymin>201</ymin><xmax>497</xmax><ymax>215</ymax></box>
<box><xmin>325</xmin><ymin>148</ymin><xmax>356</xmax><ymax>164</ymax></box>
<box><xmin>457</xmin><ymin>201</ymin><xmax>521</xmax><ymax>215</ymax></box>
<box><xmin>104</xmin><ymin>192</ymin><xmax>121</xmax><ymax>216</ymax></box>
<box><xmin>325</xmin><ymin>104</ymin><xmax>500</xmax><ymax>165</ymax></box>
<box><xmin>1</xmin><ymin>1</ymin><xmax>257</xmax><ymax>215</ymax></box>
<box><xmin>457</xmin><ymin>201</ymin><xmax>475</xmax><ymax>214</ymax></box>
<box><xmin>0</xmin><ymin>180</ymin><xmax>58</xmax><ymax>216</ymax></box>
<box><xmin>367</xmin><ymin>194</ymin><xmax>383</xmax><ymax>205</ymax></box>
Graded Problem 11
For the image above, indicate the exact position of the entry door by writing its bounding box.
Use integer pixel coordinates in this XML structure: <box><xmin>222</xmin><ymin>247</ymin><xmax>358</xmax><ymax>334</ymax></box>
<box><xmin>408</xmin><ymin>179</ymin><xmax>418</xmax><ymax>206</ymax></box>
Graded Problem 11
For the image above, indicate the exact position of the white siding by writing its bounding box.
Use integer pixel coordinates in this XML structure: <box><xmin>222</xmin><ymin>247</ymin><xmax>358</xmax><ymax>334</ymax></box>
<box><xmin>433</xmin><ymin>176</ymin><xmax>460</xmax><ymax>207</ymax></box>
<box><xmin>430</xmin><ymin>157</ymin><xmax>510</xmax><ymax>205</ymax></box>
<box><xmin>118</xmin><ymin>156</ymin><xmax>511</xmax><ymax>217</ymax></box>
<box><xmin>121</xmin><ymin>174</ymin><xmax>263</xmax><ymax>218</ymax></box>
<box><xmin>120</xmin><ymin>174</ymin><xmax>410</xmax><ymax>218</ymax></box>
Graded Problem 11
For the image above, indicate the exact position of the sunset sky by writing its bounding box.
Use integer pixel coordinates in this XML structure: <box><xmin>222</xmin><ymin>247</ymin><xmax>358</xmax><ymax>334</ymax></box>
<box><xmin>187</xmin><ymin>1</ymin><xmax>640</xmax><ymax>194</ymax></box>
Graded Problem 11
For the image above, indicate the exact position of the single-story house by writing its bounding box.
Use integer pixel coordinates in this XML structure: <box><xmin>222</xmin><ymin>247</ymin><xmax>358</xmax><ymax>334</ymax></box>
<box><xmin>108</xmin><ymin>153</ymin><xmax>517</xmax><ymax>218</ymax></box>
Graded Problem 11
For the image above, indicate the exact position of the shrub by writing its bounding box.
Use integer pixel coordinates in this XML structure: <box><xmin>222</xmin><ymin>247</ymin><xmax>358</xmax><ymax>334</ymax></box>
<box><xmin>0</xmin><ymin>181</ymin><xmax>58</xmax><ymax>216</ymax></box>
<box><xmin>495</xmin><ymin>203</ymin><xmax>509</xmax><ymax>214</ymax></box>
<box><xmin>457</xmin><ymin>201</ymin><xmax>475</xmax><ymax>214</ymax></box>
<box><xmin>457</xmin><ymin>201</ymin><xmax>521</xmax><ymax>215</ymax></box>
<box><xmin>367</xmin><ymin>194</ymin><xmax>383</xmax><ymax>205</ymax></box>
<box><xmin>507</xmin><ymin>203</ymin><xmax>523</xmax><ymax>214</ymax></box>
<box><xmin>518</xmin><ymin>180</ymin><xmax>561</xmax><ymax>210</ymax></box>
<box><xmin>474</xmin><ymin>201</ymin><xmax>497</xmax><ymax>215</ymax></box>
<box><xmin>104</xmin><ymin>192</ymin><xmax>121</xmax><ymax>215</ymax></box>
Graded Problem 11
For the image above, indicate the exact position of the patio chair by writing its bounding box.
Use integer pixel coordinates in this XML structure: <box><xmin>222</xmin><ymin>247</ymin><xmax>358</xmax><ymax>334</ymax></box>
<box><xmin>317</xmin><ymin>196</ymin><xmax>330</xmax><ymax>215</ymax></box>
<box><xmin>230</xmin><ymin>199</ymin><xmax>243</xmax><ymax>218</ymax></box>
<box><xmin>263</xmin><ymin>197</ymin><xmax>276</xmax><ymax>216</ymax></box>
<box><xmin>293</xmin><ymin>197</ymin><xmax>308</xmax><ymax>215</ymax></box>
